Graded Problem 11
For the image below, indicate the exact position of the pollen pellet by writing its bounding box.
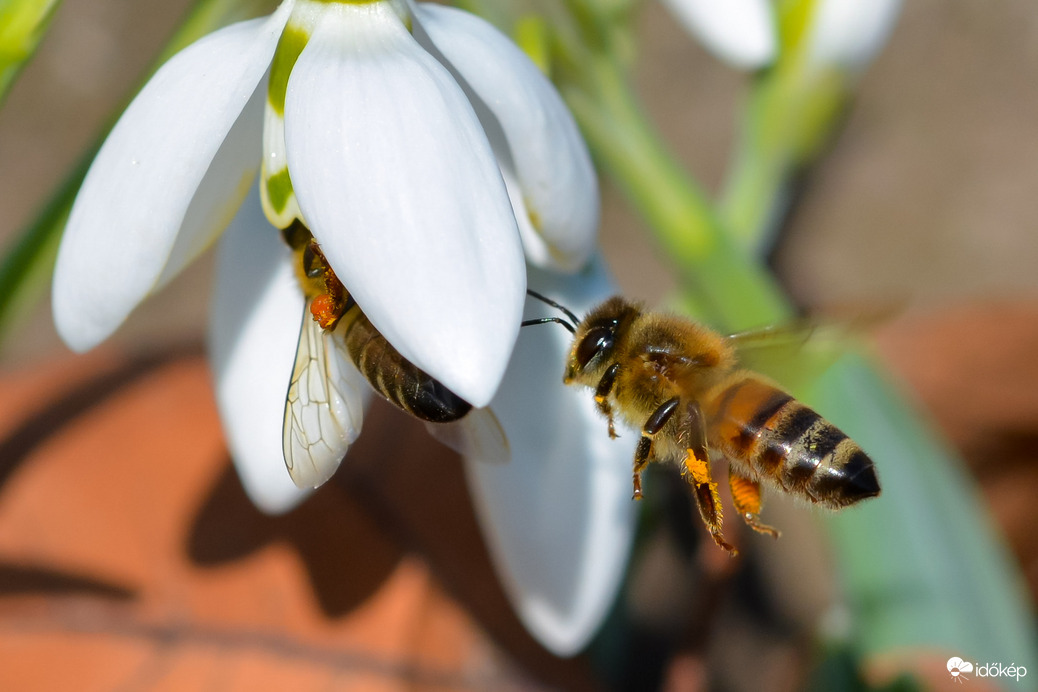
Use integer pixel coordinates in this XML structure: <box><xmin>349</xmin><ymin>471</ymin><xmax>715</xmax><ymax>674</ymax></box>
<box><xmin>309</xmin><ymin>294</ymin><xmax>340</xmax><ymax>330</ymax></box>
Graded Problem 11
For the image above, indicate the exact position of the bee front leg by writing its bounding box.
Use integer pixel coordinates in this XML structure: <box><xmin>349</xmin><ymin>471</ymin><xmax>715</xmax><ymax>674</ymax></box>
<box><xmin>595</xmin><ymin>363</ymin><xmax>621</xmax><ymax>439</ymax></box>
<box><xmin>679</xmin><ymin>400</ymin><xmax>737</xmax><ymax>556</ymax></box>
<box><xmin>632</xmin><ymin>396</ymin><xmax>680</xmax><ymax>499</ymax></box>
<box><xmin>728</xmin><ymin>471</ymin><xmax>780</xmax><ymax>539</ymax></box>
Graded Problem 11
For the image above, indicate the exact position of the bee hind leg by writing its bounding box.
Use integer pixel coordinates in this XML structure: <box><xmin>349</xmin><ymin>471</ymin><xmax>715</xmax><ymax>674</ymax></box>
<box><xmin>728</xmin><ymin>471</ymin><xmax>780</xmax><ymax>539</ymax></box>
<box><xmin>679</xmin><ymin>400</ymin><xmax>737</xmax><ymax>556</ymax></box>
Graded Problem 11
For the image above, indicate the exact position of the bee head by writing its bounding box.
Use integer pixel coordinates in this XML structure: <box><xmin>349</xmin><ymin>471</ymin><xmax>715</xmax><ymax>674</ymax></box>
<box><xmin>564</xmin><ymin>296</ymin><xmax>639</xmax><ymax>385</ymax></box>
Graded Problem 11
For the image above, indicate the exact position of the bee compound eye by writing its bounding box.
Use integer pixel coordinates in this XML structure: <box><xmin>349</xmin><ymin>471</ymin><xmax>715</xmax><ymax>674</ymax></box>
<box><xmin>576</xmin><ymin>326</ymin><xmax>614</xmax><ymax>370</ymax></box>
<box><xmin>302</xmin><ymin>244</ymin><xmax>322</xmax><ymax>278</ymax></box>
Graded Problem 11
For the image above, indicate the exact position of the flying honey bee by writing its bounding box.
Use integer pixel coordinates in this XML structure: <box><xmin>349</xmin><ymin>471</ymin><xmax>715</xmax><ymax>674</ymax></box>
<box><xmin>526</xmin><ymin>291</ymin><xmax>881</xmax><ymax>555</ymax></box>
<box><xmin>279</xmin><ymin>221</ymin><xmax>500</xmax><ymax>488</ymax></box>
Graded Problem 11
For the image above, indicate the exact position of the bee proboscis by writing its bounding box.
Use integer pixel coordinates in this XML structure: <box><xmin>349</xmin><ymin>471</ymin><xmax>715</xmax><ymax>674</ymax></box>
<box><xmin>528</xmin><ymin>292</ymin><xmax>881</xmax><ymax>555</ymax></box>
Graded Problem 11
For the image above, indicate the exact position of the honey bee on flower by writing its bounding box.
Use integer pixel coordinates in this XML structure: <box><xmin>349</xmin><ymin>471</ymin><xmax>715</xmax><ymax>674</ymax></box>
<box><xmin>51</xmin><ymin>0</ymin><xmax>634</xmax><ymax>657</ymax></box>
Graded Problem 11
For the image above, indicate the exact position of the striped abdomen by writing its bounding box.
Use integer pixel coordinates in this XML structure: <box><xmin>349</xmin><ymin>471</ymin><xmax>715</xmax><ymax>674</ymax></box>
<box><xmin>340</xmin><ymin>311</ymin><xmax>471</xmax><ymax>424</ymax></box>
<box><xmin>707</xmin><ymin>373</ymin><xmax>879</xmax><ymax>508</ymax></box>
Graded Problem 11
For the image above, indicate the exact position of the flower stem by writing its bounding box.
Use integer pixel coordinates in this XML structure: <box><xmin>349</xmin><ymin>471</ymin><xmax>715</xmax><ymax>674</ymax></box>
<box><xmin>719</xmin><ymin>64</ymin><xmax>847</xmax><ymax>254</ymax></box>
<box><xmin>563</xmin><ymin>50</ymin><xmax>792</xmax><ymax>330</ymax></box>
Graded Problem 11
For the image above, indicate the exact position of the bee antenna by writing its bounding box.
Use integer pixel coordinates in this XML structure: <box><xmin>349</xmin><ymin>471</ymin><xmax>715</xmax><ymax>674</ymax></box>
<box><xmin>521</xmin><ymin>317</ymin><xmax>576</xmax><ymax>334</ymax></box>
<box><xmin>525</xmin><ymin>290</ymin><xmax>580</xmax><ymax>326</ymax></box>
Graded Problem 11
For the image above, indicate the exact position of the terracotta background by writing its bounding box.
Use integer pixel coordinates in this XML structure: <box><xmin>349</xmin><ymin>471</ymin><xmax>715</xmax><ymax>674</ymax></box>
<box><xmin>1</xmin><ymin>1</ymin><xmax>1036</xmax><ymax>690</ymax></box>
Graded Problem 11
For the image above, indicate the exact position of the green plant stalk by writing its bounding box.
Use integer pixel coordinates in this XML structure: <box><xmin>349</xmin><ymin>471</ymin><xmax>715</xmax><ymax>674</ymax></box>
<box><xmin>562</xmin><ymin>54</ymin><xmax>792</xmax><ymax>331</ymax></box>
<box><xmin>720</xmin><ymin>66</ymin><xmax>847</xmax><ymax>254</ymax></box>
<box><xmin>0</xmin><ymin>153</ymin><xmax>87</xmax><ymax>340</ymax></box>
<box><xmin>720</xmin><ymin>0</ymin><xmax>852</xmax><ymax>255</ymax></box>
<box><xmin>0</xmin><ymin>0</ymin><xmax>275</xmax><ymax>347</ymax></box>
<box><xmin>558</xmin><ymin>20</ymin><xmax>1036</xmax><ymax>683</ymax></box>
<box><xmin>0</xmin><ymin>0</ymin><xmax>62</xmax><ymax>107</ymax></box>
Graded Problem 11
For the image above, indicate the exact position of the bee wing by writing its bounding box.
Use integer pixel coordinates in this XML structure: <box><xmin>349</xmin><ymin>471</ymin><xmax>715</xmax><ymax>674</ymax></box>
<box><xmin>424</xmin><ymin>408</ymin><xmax>510</xmax><ymax>465</ymax></box>
<box><xmin>283</xmin><ymin>304</ymin><xmax>368</xmax><ymax>489</ymax></box>
<box><xmin>726</xmin><ymin>313</ymin><xmax>883</xmax><ymax>391</ymax></box>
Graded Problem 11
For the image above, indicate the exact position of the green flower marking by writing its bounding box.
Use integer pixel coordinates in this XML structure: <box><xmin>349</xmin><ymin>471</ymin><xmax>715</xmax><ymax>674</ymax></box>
<box><xmin>268</xmin><ymin>25</ymin><xmax>307</xmax><ymax>117</ymax></box>
<box><xmin>265</xmin><ymin>167</ymin><xmax>295</xmax><ymax>215</ymax></box>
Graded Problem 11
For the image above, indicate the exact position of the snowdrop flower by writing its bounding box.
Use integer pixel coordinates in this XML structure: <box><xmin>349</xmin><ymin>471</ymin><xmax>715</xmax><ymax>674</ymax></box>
<box><xmin>465</xmin><ymin>256</ymin><xmax>638</xmax><ymax>656</ymax></box>
<box><xmin>659</xmin><ymin>0</ymin><xmax>777</xmax><ymax>70</ymax></box>
<box><xmin>51</xmin><ymin>0</ymin><xmax>598</xmax><ymax>510</ymax></box>
<box><xmin>51</xmin><ymin>0</ymin><xmax>616</xmax><ymax>656</ymax></box>
<box><xmin>808</xmin><ymin>0</ymin><xmax>902</xmax><ymax>72</ymax></box>
<box><xmin>660</xmin><ymin>0</ymin><xmax>901</xmax><ymax>74</ymax></box>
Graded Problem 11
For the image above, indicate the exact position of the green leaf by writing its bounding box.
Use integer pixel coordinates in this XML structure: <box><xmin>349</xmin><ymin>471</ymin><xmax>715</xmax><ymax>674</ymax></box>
<box><xmin>0</xmin><ymin>0</ymin><xmax>62</xmax><ymax>107</ymax></box>
<box><xmin>807</xmin><ymin>356</ymin><xmax>1037</xmax><ymax>690</ymax></box>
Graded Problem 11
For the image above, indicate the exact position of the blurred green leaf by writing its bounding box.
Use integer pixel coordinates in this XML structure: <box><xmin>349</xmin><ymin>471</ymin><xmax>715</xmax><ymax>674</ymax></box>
<box><xmin>0</xmin><ymin>0</ymin><xmax>62</xmax><ymax>106</ymax></box>
<box><xmin>805</xmin><ymin>639</ymin><xmax>924</xmax><ymax>692</ymax></box>
<box><xmin>808</xmin><ymin>356</ymin><xmax>1036</xmax><ymax>690</ymax></box>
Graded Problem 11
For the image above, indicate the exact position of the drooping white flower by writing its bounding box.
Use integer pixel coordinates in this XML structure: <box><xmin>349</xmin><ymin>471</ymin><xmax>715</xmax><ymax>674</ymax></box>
<box><xmin>53</xmin><ymin>0</ymin><xmax>598</xmax><ymax>405</ymax></box>
<box><xmin>51</xmin><ymin>0</ymin><xmax>616</xmax><ymax>657</ymax></box>
<box><xmin>808</xmin><ymin>0</ymin><xmax>902</xmax><ymax>72</ymax></box>
<box><xmin>659</xmin><ymin>0</ymin><xmax>777</xmax><ymax>70</ymax></box>
<box><xmin>465</xmin><ymin>257</ymin><xmax>638</xmax><ymax>656</ymax></box>
<box><xmin>51</xmin><ymin>0</ymin><xmax>599</xmax><ymax>510</ymax></box>
<box><xmin>660</xmin><ymin>0</ymin><xmax>901</xmax><ymax>75</ymax></box>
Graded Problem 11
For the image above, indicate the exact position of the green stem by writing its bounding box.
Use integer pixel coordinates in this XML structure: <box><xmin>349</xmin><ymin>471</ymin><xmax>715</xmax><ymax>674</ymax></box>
<box><xmin>720</xmin><ymin>66</ymin><xmax>847</xmax><ymax>254</ymax></box>
<box><xmin>0</xmin><ymin>153</ymin><xmax>89</xmax><ymax>339</ymax></box>
<box><xmin>564</xmin><ymin>53</ymin><xmax>791</xmax><ymax>330</ymax></box>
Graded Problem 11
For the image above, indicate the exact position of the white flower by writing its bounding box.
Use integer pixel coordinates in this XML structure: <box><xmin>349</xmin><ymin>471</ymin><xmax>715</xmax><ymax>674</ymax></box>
<box><xmin>808</xmin><ymin>0</ymin><xmax>902</xmax><ymax>72</ymax></box>
<box><xmin>465</xmin><ymin>256</ymin><xmax>638</xmax><ymax>656</ymax></box>
<box><xmin>659</xmin><ymin>0</ymin><xmax>777</xmax><ymax>70</ymax></box>
<box><xmin>660</xmin><ymin>0</ymin><xmax>901</xmax><ymax>74</ymax></box>
<box><xmin>51</xmin><ymin>0</ymin><xmax>617</xmax><ymax>656</ymax></box>
<box><xmin>51</xmin><ymin>0</ymin><xmax>598</xmax><ymax>510</ymax></box>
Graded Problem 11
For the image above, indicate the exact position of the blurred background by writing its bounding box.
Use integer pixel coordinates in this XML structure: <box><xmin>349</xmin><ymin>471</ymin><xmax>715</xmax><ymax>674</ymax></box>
<box><xmin>0</xmin><ymin>0</ymin><xmax>1036</xmax><ymax>690</ymax></box>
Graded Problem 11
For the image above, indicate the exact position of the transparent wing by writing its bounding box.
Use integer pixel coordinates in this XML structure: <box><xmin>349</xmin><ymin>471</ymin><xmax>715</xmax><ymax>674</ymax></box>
<box><xmin>283</xmin><ymin>302</ymin><xmax>368</xmax><ymax>489</ymax></box>
<box><xmin>425</xmin><ymin>408</ymin><xmax>510</xmax><ymax>465</ymax></box>
<box><xmin>726</xmin><ymin>313</ymin><xmax>882</xmax><ymax>392</ymax></box>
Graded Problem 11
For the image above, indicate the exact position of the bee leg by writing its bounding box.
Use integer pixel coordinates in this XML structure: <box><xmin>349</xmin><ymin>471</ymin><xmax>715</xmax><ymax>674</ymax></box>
<box><xmin>679</xmin><ymin>400</ymin><xmax>737</xmax><ymax>556</ymax></box>
<box><xmin>632</xmin><ymin>396</ymin><xmax>681</xmax><ymax>499</ymax></box>
<box><xmin>595</xmin><ymin>363</ymin><xmax>621</xmax><ymax>439</ymax></box>
<box><xmin>728</xmin><ymin>471</ymin><xmax>780</xmax><ymax>538</ymax></box>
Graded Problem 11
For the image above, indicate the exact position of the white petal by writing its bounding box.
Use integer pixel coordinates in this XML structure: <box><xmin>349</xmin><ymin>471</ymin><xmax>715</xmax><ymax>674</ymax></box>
<box><xmin>809</xmin><ymin>0</ymin><xmax>902</xmax><ymax>71</ymax></box>
<box><xmin>208</xmin><ymin>190</ymin><xmax>310</xmax><ymax>514</ymax></box>
<box><xmin>660</xmin><ymin>0</ymin><xmax>776</xmax><ymax>70</ymax></box>
<box><xmin>284</xmin><ymin>2</ymin><xmax>525</xmax><ymax>407</ymax></box>
<box><xmin>464</xmin><ymin>257</ymin><xmax>638</xmax><ymax>656</ymax></box>
<box><xmin>53</xmin><ymin>4</ymin><xmax>294</xmax><ymax>352</ymax></box>
<box><xmin>261</xmin><ymin>104</ymin><xmax>303</xmax><ymax>228</ymax></box>
<box><xmin>412</xmin><ymin>4</ymin><xmax>599</xmax><ymax>272</ymax></box>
